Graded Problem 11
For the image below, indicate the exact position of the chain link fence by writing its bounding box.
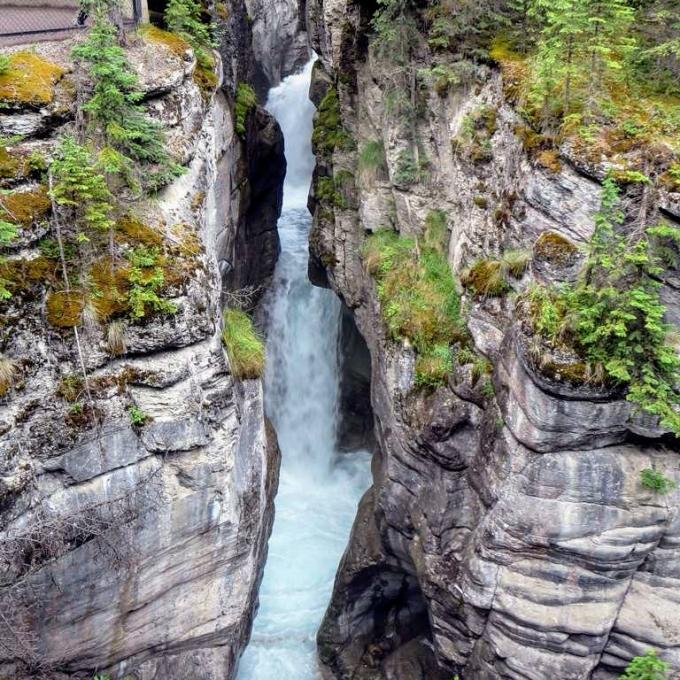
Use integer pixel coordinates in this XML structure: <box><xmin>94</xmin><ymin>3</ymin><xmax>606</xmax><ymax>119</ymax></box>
<box><xmin>0</xmin><ymin>1</ymin><xmax>144</xmax><ymax>47</ymax></box>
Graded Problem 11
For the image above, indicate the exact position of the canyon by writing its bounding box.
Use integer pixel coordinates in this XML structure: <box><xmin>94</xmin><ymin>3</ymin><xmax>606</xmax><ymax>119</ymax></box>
<box><xmin>0</xmin><ymin>0</ymin><xmax>678</xmax><ymax>679</ymax></box>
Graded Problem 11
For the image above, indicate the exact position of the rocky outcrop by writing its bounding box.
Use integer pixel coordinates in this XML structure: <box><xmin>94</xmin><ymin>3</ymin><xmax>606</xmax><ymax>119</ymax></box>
<box><xmin>244</xmin><ymin>0</ymin><xmax>309</xmax><ymax>96</ymax></box>
<box><xmin>0</xmin><ymin>16</ymin><xmax>283</xmax><ymax>679</ymax></box>
<box><xmin>306</xmin><ymin>1</ymin><xmax>680</xmax><ymax>678</ymax></box>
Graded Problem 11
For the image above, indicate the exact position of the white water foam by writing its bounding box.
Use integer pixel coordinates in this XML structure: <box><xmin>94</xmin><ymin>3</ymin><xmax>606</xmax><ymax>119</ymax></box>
<box><xmin>236</xmin><ymin>61</ymin><xmax>372</xmax><ymax>679</ymax></box>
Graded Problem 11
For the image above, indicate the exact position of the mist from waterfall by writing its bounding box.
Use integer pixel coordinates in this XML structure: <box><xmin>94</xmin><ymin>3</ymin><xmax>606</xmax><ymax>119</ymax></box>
<box><xmin>236</xmin><ymin>61</ymin><xmax>372</xmax><ymax>678</ymax></box>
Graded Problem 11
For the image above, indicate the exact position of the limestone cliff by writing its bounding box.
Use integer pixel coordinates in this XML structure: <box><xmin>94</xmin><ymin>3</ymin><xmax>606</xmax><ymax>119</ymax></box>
<box><xmin>0</xmin><ymin>7</ymin><xmax>283</xmax><ymax>678</ymax></box>
<box><xmin>305</xmin><ymin>1</ymin><xmax>680</xmax><ymax>678</ymax></box>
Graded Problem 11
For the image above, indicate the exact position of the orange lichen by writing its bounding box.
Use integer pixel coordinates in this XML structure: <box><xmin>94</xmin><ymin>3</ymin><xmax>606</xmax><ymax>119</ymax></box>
<box><xmin>47</xmin><ymin>291</ymin><xmax>84</xmax><ymax>328</ymax></box>
<box><xmin>138</xmin><ymin>25</ymin><xmax>191</xmax><ymax>59</ymax></box>
<box><xmin>0</xmin><ymin>52</ymin><xmax>65</xmax><ymax>107</ymax></box>
<box><xmin>0</xmin><ymin>186</ymin><xmax>51</xmax><ymax>226</ymax></box>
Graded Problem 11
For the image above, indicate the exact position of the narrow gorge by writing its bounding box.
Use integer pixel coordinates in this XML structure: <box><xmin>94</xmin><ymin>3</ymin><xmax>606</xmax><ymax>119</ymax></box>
<box><xmin>0</xmin><ymin>0</ymin><xmax>679</xmax><ymax>680</ymax></box>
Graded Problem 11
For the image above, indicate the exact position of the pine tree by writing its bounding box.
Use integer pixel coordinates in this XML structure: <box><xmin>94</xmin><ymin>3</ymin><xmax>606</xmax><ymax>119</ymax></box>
<box><xmin>72</xmin><ymin>12</ymin><xmax>180</xmax><ymax>191</ymax></box>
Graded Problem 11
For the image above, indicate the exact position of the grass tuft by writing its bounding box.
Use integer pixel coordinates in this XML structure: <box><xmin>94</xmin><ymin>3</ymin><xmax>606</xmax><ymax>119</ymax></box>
<box><xmin>222</xmin><ymin>308</ymin><xmax>265</xmax><ymax>379</ymax></box>
<box><xmin>363</xmin><ymin>224</ymin><xmax>467</xmax><ymax>388</ymax></box>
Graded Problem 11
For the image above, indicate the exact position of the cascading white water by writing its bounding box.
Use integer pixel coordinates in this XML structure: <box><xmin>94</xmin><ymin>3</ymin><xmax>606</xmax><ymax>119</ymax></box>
<box><xmin>236</xmin><ymin>61</ymin><xmax>372</xmax><ymax>678</ymax></box>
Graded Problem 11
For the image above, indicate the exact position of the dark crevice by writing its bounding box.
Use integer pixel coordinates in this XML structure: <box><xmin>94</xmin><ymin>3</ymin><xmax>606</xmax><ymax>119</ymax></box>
<box><xmin>337</xmin><ymin>304</ymin><xmax>375</xmax><ymax>453</ymax></box>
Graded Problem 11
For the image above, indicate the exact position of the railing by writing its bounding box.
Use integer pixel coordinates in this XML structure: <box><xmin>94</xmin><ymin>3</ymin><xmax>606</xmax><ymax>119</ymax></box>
<box><xmin>0</xmin><ymin>1</ymin><xmax>144</xmax><ymax>44</ymax></box>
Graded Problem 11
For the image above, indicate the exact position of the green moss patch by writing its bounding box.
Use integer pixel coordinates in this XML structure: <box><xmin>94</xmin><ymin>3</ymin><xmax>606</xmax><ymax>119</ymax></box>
<box><xmin>139</xmin><ymin>25</ymin><xmax>191</xmax><ymax>58</ymax></box>
<box><xmin>222</xmin><ymin>308</ymin><xmax>265</xmax><ymax>379</ymax></box>
<box><xmin>363</xmin><ymin>226</ymin><xmax>467</xmax><ymax>388</ymax></box>
<box><xmin>462</xmin><ymin>249</ymin><xmax>530</xmax><ymax>297</ymax></box>
<box><xmin>534</xmin><ymin>231</ymin><xmax>579</xmax><ymax>266</ymax></box>
<box><xmin>235</xmin><ymin>83</ymin><xmax>257</xmax><ymax>137</ymax></box>
<box><xmin>312</xmin><ymin>88</ymin><xmax>352</xmax><ymax>155</ymax></box>
<box><xmin>0</xmin><ymin>52</ymin><xmax>65</xmax><ymax>108</ymax></box>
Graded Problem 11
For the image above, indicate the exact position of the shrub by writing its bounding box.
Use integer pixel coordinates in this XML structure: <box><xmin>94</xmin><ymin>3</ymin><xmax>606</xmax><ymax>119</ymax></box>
<box><xmin>620</xmin><ymin>650</ymin><xmax>671</xmax><ymax>680</ymax></box>
<box><xmin>522</xmin><ymin>179</ymin><xmax>680</xmax><ymax>435</ymax></box>
<box><xmin>222</xmin><ymin>308</ymin><xmax>265</xmax><ymax>379</ymax></box>
<box><xmin>394</xmin><ymin>149</ymin><xmax>428</xmax><ymax>186</ymax></box>
<box><xmin>640</xmin><ymin>469</ymin><xmax>677</xmax><ymax>495</ymax></box>
<box><xmin>73</xmin><ymin>15</ymin><xmax>181</xmax><ymax>191</ymax></box>
<box><xmin>415</xmin><ymin>344</ymin><xmax>453</xmax><ymax>387</ymax></box>
<box><xmin>461</xmin><ymin>249</ymin><xmax>528</xmax><ymax>298</ymax></box>
<box><xmin>235</xmin><ymin>83</ymin><xmax>257</xmax><ymax>137</ymax></box>
<box><xmin>128</xmin><ymin>404</ymin><xmax>148</xmax><ymax>427</ymax></box>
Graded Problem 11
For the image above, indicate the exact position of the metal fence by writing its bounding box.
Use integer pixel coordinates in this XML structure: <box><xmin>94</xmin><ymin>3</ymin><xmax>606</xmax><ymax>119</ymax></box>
<box><xmin>0</xmin><ymin>1</ymin><xmax>144</xmax><ymax>46</ymax></box>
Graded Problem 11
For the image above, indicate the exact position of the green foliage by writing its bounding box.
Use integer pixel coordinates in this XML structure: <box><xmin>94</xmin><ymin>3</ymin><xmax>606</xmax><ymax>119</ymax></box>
<box><xmin>640</xmin><ymin>468</ymin><xmax>677</xmax><ymax>495</ymax></box>
<box><xmin>235</xmin><ymin>83</ymin><xmax>257</xmax><ymax>138</ymax></box>
<box><xmin>0</xmin><ymin>55</ymin><xmax>10</xmax><ymax>77</ymax></box>
<box><xmin>126</xmin><ymin>247</ymin><xmax>178</xmax><ymax>319</ymax></box>
<box><xmin>222</xmin><ymin>308</ymin><xmax>265</xmax><ymax>379</ymax></box>
<box><xmin>316</xmin><ymin>176</ymin><xmax>349</xmax><ymax>210</ymax></box>
<box><xmin>363</xmin><ymin>222</ymin><xmax>467</xmax><ymax>388</ymax></box>
<box><xmin>462</xmin><ymin>249</ymin><xmax>529</xmax><ymax>297</ymax></box>
<box><xmin>128</xmin><ymin>404</ymin><xmax>148</xmax><ymax>427</ymax></box>
<box><xmin>620</xmin><ymin>650</ymin><xmax>671</xmax><ymax>679</ymax></box>
<box><xmin>165</xmin><ymin>0</ymin><xmax>214</xmax><ymax>50</ymax></box>
<box><xmin>51</xmin><ymin>137</ymin><xmax>115</xmax><ymax>237</ymax></box>
<box><xmin>312</xmin><ymin>89</ymin><xmax>352</xmax><ymax>155</ymax></box>
<box><xmin>73</xmin><ymin>13</ymin><xmax>180</xmax><ymax>191</ymax></box>
<box><xmin>524</xmin><ymin>178</ymin><xmax>680</xmax><ymax>435</ymax></box>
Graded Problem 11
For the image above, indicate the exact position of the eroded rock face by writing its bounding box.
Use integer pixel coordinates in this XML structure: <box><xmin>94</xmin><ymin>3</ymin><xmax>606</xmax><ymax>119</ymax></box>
<box><xmin>245</xmin><ymin>0</ymin><xmax>309</xmax><ymax>96</ymax></box>
<box><xmin>306</xmin><ymin>1</ymin><xmax>680</xmax><ymax>678</ymax></box>
<box><xmin>0</xmin><ymin>18</ymin><xmax>283</xmax><ymax>679</ymax></box>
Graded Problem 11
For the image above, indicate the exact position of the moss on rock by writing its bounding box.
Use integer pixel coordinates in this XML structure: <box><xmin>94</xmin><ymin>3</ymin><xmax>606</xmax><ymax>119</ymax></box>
<box><xmin>534</xmin><ymin>231</ymin><xmax>579</xmax><ymax>266</ymax></box>
<box><xmin>47</xmin><ymin>291</ymin><xmax>84</xmax><ymax>328</ymax></box>
<box><xmin>0</xmin><ymin>186</ymin><xmax>51</xmax><ymax>227</ymax></box>
<box><xmin>0</xmin><ymin>52</ymin><xmax>65</xmax><ymax>108</ymax></box>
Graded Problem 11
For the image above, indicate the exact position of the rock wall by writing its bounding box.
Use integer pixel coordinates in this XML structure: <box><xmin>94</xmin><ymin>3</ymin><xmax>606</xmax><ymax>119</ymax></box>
<box><xmin>244</xmin><ymin>0</ymin><xmax>309</xmax><ymax>97</ymax></box>
<box><xmin>305</xmin><ymin>2</ymin><xmax>680</xmax><ymax>679</ymax></box>
<box><xmin>0</xmin><ymin>8</ymin><xmax>284</xmax><ymax>678</ymax></box>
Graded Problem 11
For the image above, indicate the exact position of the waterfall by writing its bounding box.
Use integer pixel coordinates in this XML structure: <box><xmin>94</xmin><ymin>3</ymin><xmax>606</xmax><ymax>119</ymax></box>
<box><xmin>236</xmin><ymin>61</ymin><xmax>371</xmax><ymax>678</ymax></box>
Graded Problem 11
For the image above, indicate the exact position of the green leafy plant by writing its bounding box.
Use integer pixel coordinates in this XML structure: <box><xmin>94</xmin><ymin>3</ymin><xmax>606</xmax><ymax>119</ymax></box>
<box><xmin>128</xmin><ymin>404</ymin><xmax>148</xmax><ymax>427</ymax></box>
<box><xmin>235</xmin><ymin>83</ymin><xmax>257</xmax><ymax>137</ymax></box>
<box><xmin>620</xmin><ymin>650</ymin><xmax>671</xmax><ymax>679</ymax></box>
<box><xmin>51</xmin><ymin>137</ymin><xmax>115</xmax><ymax>237</ymax></box>
<box><xmin>0</xmin><ymin>55</ymin><xmax>10</xmax><ymax>77</ymax></box>
<box><xmin>640</xmin><ymin>469</ymin><xmax>677</xmax><ymax>495</ymax></box>
<box><xmin>222</xmin><ymin>308</ymin><xmax>265</xmax><ymax>379</ymax></box>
